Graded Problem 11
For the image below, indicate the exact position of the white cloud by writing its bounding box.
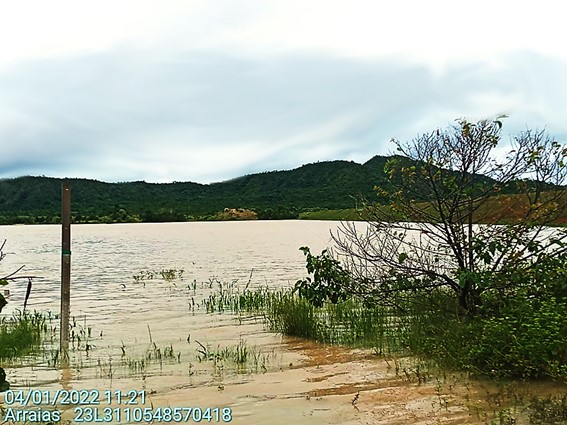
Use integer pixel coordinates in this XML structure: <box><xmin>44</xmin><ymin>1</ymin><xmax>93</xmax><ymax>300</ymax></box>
<box><xmin>0</xmin><ymin>0</ymin><xmax>204</xmax><ymax>69</ymax></box>
<box><xmin>0</xmin><ymin>2</ymin><xmax>565</xmax><ymax>183</ymax></box>
<box><xmin>2</xmin><ymin>1</ymin><xmax>566</xmax><ymax>70</ymax></box>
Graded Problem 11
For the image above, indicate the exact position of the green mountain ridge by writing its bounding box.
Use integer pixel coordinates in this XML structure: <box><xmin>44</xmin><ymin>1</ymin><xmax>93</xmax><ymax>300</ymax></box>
<box><xmin>0</xmin><ymin>155</ymin><xmax>490</xmax><ymax>223</ymax></box>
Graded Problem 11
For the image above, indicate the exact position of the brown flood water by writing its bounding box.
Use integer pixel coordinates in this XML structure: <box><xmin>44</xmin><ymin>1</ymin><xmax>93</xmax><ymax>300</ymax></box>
<box><xmin>1</xmin><ymin>221</ymin><xmax>565</xmax><ymax>424</ymax></box>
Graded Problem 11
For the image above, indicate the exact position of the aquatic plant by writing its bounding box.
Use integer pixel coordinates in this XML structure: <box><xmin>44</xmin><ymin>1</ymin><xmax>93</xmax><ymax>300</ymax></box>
<box><xmin>195</xmin><ymin>339</ymin><xmax>270</xmax><ymax>374</ymax></box>
<box><xmin>0</xmin><ymin>311</ymin><xmax>46</xmax><ymax>360</ymax></box>
<box><xmin>528</xmin><ymin>393</ymin><xmax>567</xmax><ymax>424</ymax></box>
<box><xmin>117</xmin><ymin>341</ymin><xmax>181</xmax><ymax>377</ymax></box>
<box><xmin>132</xmin><ymin>268</ymin><xmax>185</xmax><ymax>286</ymax></box>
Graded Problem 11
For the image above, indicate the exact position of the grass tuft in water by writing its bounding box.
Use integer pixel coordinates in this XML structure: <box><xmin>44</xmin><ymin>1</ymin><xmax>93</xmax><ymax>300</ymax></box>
<box><xmin>195</xmin><ymin>338</ymin><xmax>271</xmax><ymax>374</ymax></box>
<box><xmin>202</xmin><ymin>283</ymin><xmax>411</xmax><ymax>354</ymax></box>
<box><xmin>0</xmin><ymin>311</ymin><xmax>46</xmax><ymax>360</ymax></box>
<box><xmin>116</xmin><ymin>339</ymin><xmax>181</xmax><ymax>377</ymax></box>
<box><xmin>132</xmin><ymin>268</ymin><xmax>185</xmax><ymax>286</ymax></box>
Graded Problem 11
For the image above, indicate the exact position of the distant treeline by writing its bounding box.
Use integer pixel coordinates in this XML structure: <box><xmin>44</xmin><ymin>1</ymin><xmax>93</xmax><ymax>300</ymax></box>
<box><xmin>0</xmin><ymin>156</ymin><xmax>398</xmax><ymax>224</ymax></box>
<box><xmin>0</xmin><ymin>154</ymin><xmax>552</xmax><ymax>225</ymax></box>
<box><xmin>0</xmin><ymin>206</ymin><xmax>302</xmax><ymax>225</ymax></box>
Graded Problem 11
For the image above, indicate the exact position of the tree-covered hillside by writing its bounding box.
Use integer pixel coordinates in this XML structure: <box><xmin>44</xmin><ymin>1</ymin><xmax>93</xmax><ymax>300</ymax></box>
<box><xmin>0</xmin><ymin>156</ymin><xmax>398</xmax><ymax>223</ymax></box>
<box><xmin>0</xmin><ymin>153</ymin><xmax>547</xmax><ymax>225</ymax></box>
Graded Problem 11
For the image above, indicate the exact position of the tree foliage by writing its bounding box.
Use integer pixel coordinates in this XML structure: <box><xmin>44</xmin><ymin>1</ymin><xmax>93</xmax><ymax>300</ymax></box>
<box><xmin>323</xmin><ymin>118</ymin><xmax>566</xmax><ymax>314</ymax></box>
<box><xmin>294</xmin><ymin>247</ymin><xmax>352</xmax><ymax>307</ymax></box>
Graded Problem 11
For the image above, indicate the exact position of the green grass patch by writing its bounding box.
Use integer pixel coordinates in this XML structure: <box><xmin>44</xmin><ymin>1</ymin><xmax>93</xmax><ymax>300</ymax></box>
<box><xmin>205</xmin><ymin>281</ymin><xmax>567</xmax><ymax>380</ymax></box>
<box><xmin>204</xmin><ymin>284</ymin><xmax>418</xmax><ymax>354</ymax></box>
<box><xmin>0</xmin><ymin>311</ymin><xmax>46</xmax><ymax>360</ymax></box>
<box><xmin>299</xmin><ymin>209</ymin><xmax>361</xmax><ymax>221</ymax></box>
<box><xmin>194</xmin><ymin>338</ymin><xmax>272</xmax><ymax>374</ymax></box>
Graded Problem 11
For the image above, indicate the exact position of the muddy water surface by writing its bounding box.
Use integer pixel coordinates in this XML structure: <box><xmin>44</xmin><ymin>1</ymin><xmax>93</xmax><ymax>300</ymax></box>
<box><xmin>1</xmin><ymin>221</ymin><xmax>565</xmax><ymax>424</ymax></box>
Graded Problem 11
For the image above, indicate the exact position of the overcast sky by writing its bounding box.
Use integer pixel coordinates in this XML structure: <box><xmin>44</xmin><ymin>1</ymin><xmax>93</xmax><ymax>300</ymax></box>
<box><xmin>1</xmin><ymin>1</ymin><xmax>566</xmax><ymax>184</ymax></box>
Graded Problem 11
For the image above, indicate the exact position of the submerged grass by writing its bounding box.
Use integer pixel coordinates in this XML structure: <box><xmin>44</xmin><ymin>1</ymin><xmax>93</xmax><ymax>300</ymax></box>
<box><xmin>132</xmin><ymin>268</ymin><xmax>185</xmax><ymax>286</ymax></box>
<box><xmin>111</xmin><ymin>341</ymin><xmax>181</xmax><ymax>378</ymax></box>
<box><xmin>194</xmin><ymin>338</ymin><xmax>273</xmax><ymax>374</ymax></box>
<box><xmin>0</xmin><ymin>311</ymin><xmax>46</xmax><ymax>360</ymax></box>
<box><xmin>528</xmin><ymin>393</ymin><xmax>567</xmax><ymax>424</ymax></box>
<box><xmin>203</xmin><ymin>281</ymin><xmax>567</xmax><ymax>380</ymax></box>
<box><xmin>202</xmin><ymin>283</ymin><xmax>415</xmax><ymax>354</ymax></box>
<box><xmin>265</xmin><ymin>293</ymin><xmax>406</xmax><ymax>352</ymax></box>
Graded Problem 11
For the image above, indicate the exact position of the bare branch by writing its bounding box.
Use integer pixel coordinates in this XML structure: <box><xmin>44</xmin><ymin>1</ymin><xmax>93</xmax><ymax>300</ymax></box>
<box><xmin>330</xmin><ymin>118</ymin><xmax>566</xmax><ymax>314</ymax></box>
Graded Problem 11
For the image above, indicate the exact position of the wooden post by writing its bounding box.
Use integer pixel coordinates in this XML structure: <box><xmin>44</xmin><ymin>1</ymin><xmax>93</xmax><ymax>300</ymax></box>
<box><xmin>60</xmin><ymin>181</ymin><xmax>71</xmax><ymax>360</ymax></box>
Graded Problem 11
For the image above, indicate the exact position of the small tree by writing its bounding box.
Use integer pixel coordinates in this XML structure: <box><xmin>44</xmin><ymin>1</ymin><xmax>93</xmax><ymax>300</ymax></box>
<box><xmin>329</xmin><ymin>118</ymin><xmax>566</xmax><ymax>314</ymax></box>
<box><xmin>0</xmin><ymin>240</ymin><xmax>35</xmax><ymax>313</ymax></box>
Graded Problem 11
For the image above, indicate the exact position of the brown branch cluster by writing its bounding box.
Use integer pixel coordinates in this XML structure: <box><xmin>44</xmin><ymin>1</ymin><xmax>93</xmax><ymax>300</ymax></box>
<box><xmin>332</xmin><ymin>118</ymin><xmax>567</xmax><ymax>314</ymax></box>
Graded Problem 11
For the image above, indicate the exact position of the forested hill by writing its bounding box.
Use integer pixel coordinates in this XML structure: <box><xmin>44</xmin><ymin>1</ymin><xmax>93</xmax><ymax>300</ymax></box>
<box><xmin>0</xmin><ymin>156</ymin><xmax>401</xmax><ymax>223</ymax></box>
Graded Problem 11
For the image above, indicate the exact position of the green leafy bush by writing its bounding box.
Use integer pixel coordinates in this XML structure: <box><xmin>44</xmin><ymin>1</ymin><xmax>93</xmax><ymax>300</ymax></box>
<box><xmin>463</xmin><ymin>293</ymin><xmax>567</xmax><ymax>379</ymax></box>
<box><xmin>294</xmin><ymin>247</ymin><xmax>351</xmax><ymax>307</ymax></box>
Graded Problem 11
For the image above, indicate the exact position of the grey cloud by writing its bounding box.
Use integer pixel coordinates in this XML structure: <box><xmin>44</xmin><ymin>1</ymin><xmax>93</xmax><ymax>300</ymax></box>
<box><xmin>0</xmin><ymin>48</ymin><xmax>565</xmax><ymax>183</ymax></box>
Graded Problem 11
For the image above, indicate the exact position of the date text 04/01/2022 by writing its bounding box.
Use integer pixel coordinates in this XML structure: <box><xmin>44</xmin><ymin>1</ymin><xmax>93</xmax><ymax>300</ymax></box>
<box><xmin>1</xmin><ymin>389</ymin><xmax>234</xmax><ymax>424</ymax></box>
<box><xmin>3</xmin><ymin>389</ymin><xmax>146</xmax><ymax>406</ymax></box>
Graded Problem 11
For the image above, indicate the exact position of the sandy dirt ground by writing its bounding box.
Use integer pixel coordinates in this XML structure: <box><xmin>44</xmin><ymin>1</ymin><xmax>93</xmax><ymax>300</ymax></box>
<box><xmin>33</xmin><ymin>339</ymin><xmax>561</xmax><ymax>425</ymax></box>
